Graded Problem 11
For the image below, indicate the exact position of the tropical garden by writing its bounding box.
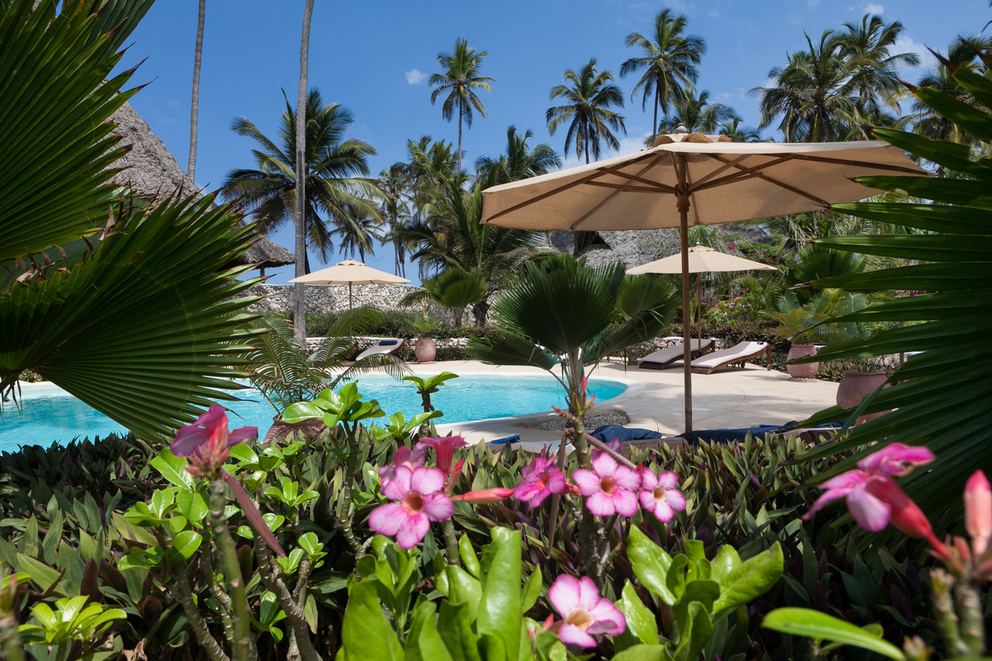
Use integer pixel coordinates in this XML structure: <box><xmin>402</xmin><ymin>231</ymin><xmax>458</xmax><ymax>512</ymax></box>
<box><xmin>0</xmin><ymin>1</ymin><xmax>991</xmax><ymax>660</ymax></box>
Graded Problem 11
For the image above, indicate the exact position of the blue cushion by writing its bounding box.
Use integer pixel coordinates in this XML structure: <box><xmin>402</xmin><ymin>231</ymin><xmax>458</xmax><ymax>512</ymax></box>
<box><xmin>379</xmin><ymin>339</ymin><xmax>398</xmax><ymax>346</ymax></box>
<box><xmin>489</xmin><ymin>434</ymin><xmax>520</xmax><ymax>445</ymax></box>
<box><xmin>590</xmin><ymin>425</ymin><xmax>664</xmax><ymax>443</ymax></box>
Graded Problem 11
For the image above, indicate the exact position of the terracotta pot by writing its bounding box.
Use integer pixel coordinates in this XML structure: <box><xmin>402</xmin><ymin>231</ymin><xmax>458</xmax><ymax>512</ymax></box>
<box><xmin>414</xmin><ymin>337</ymin><xmax>436</xmax><ymax>363</ymax></box>
<box><xmin>786</xmin><ymin>344</ymin><xmax>819</xmax><ymax>379</ymax></box>
<box><xmin>836</xmin><ymin>370</ymin><xmax>890</xmax><ymax>424</ymax></box>
<box><xmin>262</xmin><ymin>415</ymin><xmax>327</xmax><ymax>445</ymax></box>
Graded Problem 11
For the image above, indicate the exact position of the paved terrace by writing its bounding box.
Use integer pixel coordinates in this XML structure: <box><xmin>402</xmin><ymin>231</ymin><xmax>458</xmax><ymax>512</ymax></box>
<box><xmin>417</xmin><ymin>359</ymin><xmax>840</xmax><ymax>448</ymax></box>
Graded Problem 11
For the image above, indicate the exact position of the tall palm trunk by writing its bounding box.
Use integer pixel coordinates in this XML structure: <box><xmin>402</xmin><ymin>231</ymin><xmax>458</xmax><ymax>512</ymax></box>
<box><xmin>187</xmin><ymin>0</ymin><xmax>205</xmax><ymax>179</ymax></box>
<box><xmin>294</xmin><ymin>0</ymin><xmax>314</xmax><ymax>347</ymax></box>
<box><xmin>456</xmin><ymin>100</ymin><xmax>464</xmax><ymax>172</ymax></box>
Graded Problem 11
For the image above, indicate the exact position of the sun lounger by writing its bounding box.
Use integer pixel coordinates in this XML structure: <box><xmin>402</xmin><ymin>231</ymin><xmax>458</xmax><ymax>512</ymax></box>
<box><xmin>690</xmin><ymin>341</ymin><xmax>771</xmax><ymax>374</ymax></box>
<box><xmin>681</xmin><ymin>421</ymin><xmax>843</xmax><ymax>446</ymax></box>
<box><xmin>638</xmin><ymin>338</ymin><xmax>715</xmax><ymax>370</ymax></box>
<box><xmin>354</xmin><ymin>338</ymin><xmax>404</xmax><ymax>361</ymax></box>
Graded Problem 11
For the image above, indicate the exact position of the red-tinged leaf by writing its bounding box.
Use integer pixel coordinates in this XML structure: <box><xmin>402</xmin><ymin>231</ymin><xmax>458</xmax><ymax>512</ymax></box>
<box><xmin>222</xmin><ymin>471</ymin><xmax>285</xmax><ymax>557</ymax></box>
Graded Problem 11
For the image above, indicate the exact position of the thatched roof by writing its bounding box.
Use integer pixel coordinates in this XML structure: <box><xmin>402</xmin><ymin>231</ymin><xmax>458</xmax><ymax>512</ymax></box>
<box><xmin>109</xmin><ymin>102</ymin><xmax>294</xmax><ymax>270</ymax></box>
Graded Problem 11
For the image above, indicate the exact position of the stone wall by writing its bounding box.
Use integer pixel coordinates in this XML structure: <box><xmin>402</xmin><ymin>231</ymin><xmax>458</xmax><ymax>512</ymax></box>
<box><xmin>244</xmin><ymin>283</ymin><xmax>469</xmax><ymax>326</ymax></box>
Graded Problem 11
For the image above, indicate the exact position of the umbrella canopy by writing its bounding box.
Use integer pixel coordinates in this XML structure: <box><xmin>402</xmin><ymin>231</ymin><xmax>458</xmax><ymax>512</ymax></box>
<box><xmin>481</xmin><ymin>128</ymin><xmax>927</xmax><ymax>436</ymax></box>
<box><xmin>628</xmin><ymin>245</ymin><xmax>777</xmax><ymax>343</ymax></box>
<box><xmin>289</xmin><ymin>259</ymin><xmax>410</xmax><ymax>308</ymax></box>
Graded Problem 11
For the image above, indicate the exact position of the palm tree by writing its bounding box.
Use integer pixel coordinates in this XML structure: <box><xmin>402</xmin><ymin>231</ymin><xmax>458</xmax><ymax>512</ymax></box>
<box><xmin>657</xmin><ymin>89</ymin><xmax>736</xmax><ymax>134</ymax></box>
<box><xmin>378</xmin><ymin>164</ymin><xmax>413</xmax><ymax>277</ymax></box>
<box><xmin>752</xmin><ymin>30</ymin><xmax>863</xmax><ymax>141</ymax></box>
<box><xmin>474</xmin><ymin>126</ymin><xmax>561</xmax><ymax>184</ymax></box>
<box><xmin>293</xmin><ymin>0</ymin><xmax>314</xmax><ymax>347</ymax></box>
<box><xmin>429</xmin><ymin>38</ymin><xmax>495</xmax><ymax>173</ymax></box>
<box><xmin>1</xmin><ymin>0</ymin><xmax>263</xmax><ymax>439</ymax></box>
<box><xmin>620</xmin><ymin>8</ymin><xmax>706</xmax><ymax>138</ymax></box>
<box><xmin>220</xmin><ymin>89</ymin><xmax>380</xmax><ymax>273</ymax></box>
<box><xmin>718</xmin><ymin>117</ymin><xmax>761</xmax><ymax>142</ymax></box>
<box><xmin>837</xmin><ymin>15</ymin><xmax>920</xmax><ymax>117</ymax></box>
<box><xmin>403</xmin><ymin>171</ymin><xmax>537</xmax><ymax>326</ymax></box>
<box><xmin>187</xmin><ymin>0</ymin><xmax>205</xmax><ymax>180</ymax></box>
<box><xmin>546</xmin><ymin>59</ymin><xmax>627</xmax><ymax>164</ymax></box>
<box><xmin>329</xmin><ymin>200</ymin><xmax>384</xmax><ymax>262</ymax></box>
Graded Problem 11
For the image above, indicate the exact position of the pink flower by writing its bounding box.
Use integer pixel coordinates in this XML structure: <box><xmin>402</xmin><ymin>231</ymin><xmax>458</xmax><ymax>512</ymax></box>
<box><xmin>965</xmin><ymin>471</ymin><xmax>991</xmax><ymax>557</ymax></box>
<box><xmin>804</xmin><ymin>443</ymin><xmax>935</xmax><ymax>533</ymax></box>
<box><xmin>590</xmin><ymin>438</ymin><xmax>621</xmax><ymax>461</ymax></box>
<box><xmin>639</xmin><ymin>469</ymin><xmax>686</xmax><ymax>523</ymax></box>
<box><xmin>171</xmin><ymin>405</ymin><xmax>257</xmax><ymax>475</ymax></box>
<box><xmin>369</xmin><ymin>465</ymin><xmax>453</xmax><ymax>548</ymax></box>
<box><xmin>573</xmin><ymin>454</ymin><xmax>641</xmax><ymax>517</ymax></box>
<box><xmin>378</xmin><ymin>445</ymin><xmax>425</xmax><ymax>487</ymax></box>
<box><xmin>514</xmin><ymin>456</ymin><xmax>569</xmax><ymax>508</ymax></box>
<box><xmin>548</xmin><ymin>575</ymin><xmax>625</xmax><ymax>648</ymax></box>
<box><xmin>420</xmin><ymin>436</ymin><xmax>468</xmax><ymax>477</ymax></box>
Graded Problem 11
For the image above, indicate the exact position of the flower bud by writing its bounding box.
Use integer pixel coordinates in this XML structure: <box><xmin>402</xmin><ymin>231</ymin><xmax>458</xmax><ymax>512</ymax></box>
<box><xmin>451</xmin><ymin>488</ymin><xmax>514</xmax><ymax>504</ymax></box>
<box><xmin>964</xmin><ymin>470</ymin><xmax>991</xmax><ymax>557</ymax></box>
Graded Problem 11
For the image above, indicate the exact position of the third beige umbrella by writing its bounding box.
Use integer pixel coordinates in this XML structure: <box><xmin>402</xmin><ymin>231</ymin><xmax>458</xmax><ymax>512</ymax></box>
<box><xmin>481</xmin><ymin>126</ymin><xmax>927</xmax><ymax>436</ymax></box>
<box><xmin>627</xmin><ymin>244</ymin><xmax>778</xmax><ymax>342</ymax></box>
<box><xmin>289</xmin><ymin>259</ymin><xmax>410</xmax><ymax>309</ymax></box>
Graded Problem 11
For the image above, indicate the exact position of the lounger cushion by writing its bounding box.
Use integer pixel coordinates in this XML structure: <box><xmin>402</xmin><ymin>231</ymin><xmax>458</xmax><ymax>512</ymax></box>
<box><xmin>590</xmin><ymin>425</ymin><xmax>664</xmax><ymax>443</ymax></box>
<box><xmin>691</xmin><ymin>341</ymin><xmax>767</xmax><ymax>369</ymax></box>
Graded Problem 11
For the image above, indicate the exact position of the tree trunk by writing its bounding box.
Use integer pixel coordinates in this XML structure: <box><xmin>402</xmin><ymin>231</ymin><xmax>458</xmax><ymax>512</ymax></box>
<box><xmin>294</xmin><ymin>0</ymin><xmax>314</xmax><ymax>347</ymax></box>
<box><xmin>472</xmin><ymin>300</ymin><xmax>489</xmax><ymax>327</ymax></box>
<box><xmin>187</xmin><ymin>0</ymin><xmax>205</xmax><ymax>180</ymax></box>
<box><xmin>456</xmin><ymin>98</ymin><xmax>463</xmax><ymax>173</ymax></box>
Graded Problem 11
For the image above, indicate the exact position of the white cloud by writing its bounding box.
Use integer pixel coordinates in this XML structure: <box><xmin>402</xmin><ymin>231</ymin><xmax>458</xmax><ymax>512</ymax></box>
<box><xmin>864</xmin><ymin>2</ymin><xmax>884</xmax><ymax>15</ymax></box>
<box><xmin>404</xmin><ymin>69</ymin><xmax>426</xmax><ymax>85</ymax></box>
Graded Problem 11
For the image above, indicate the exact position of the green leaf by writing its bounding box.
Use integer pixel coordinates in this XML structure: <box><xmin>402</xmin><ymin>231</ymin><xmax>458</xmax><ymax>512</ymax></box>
<box><xmin>620</xmin><ymin>580</ymin><xmax>659</xmax><ymax>646</ymax></box>
<box><xmin>628</xmin><ymin>527</ymin><xmax>676</xmax><ymax>605</ymax></box>
<box><xmin>281</xmin><ymin>401</ymin><xmax>329</xmax><ymax>424</ymax></box>
<box><xmin>175</xmin><ymin>490</ymin><xmax>209</xmax><ymax>523</ymax></box>
<box><xmin>340</xmin><ymin>579</ymin><xmax>403</xmax><ymax>660</ymax></box>
<box><xmin>673</xmin><ymin>602</ymin><xmax>713</xmax><ymax>661</ymax></box>
<box><xmin>150</xmin><ymin>450</ymin><xmax>194</xmax><ymax>490</ymax></box>
<box><xmin>712</xmin><ymin>542</ymin><xmax>783</xmax><ymax>615</ymax></box>
<box><xmin>16</xmin><ymin>553</ymin><xmax>65</xmax><ymax>597</ymax></box>
<box><xmin>170</xmin><ymin>530</ymin><xmax>202</xmax><ymax>561</ymax></box>
<box><xmin>612</xmin><ymin>645</ymin><xmax>673</xmax><ymax>661</ymax></box>
<box><xmin>446</xmin><ymin>565</ymin><xmax>483</xmax><ymax>624</ymax></box>
<box><xmin>415</xmin><ymin>601</ymin><xmax>455</xmax><ymax>661</ymax></box>
<box><xmin>761</xmin><ymin>608</ymin><xmax>906</xmax><ymax>661</ymax></box>
<box><xmin>459</xmin><ymin>534</ymin><xmax>481</xmax><ymax>578</ymax></box>
<box><xmin>478</xmin><ymin>527</ymin><xmax>523</xmax><ymax>661</ymax></box>
<box><xmin>521</xmin><ymin>566</ymin><xmax>542</xmax><ymax>613</ymax></box>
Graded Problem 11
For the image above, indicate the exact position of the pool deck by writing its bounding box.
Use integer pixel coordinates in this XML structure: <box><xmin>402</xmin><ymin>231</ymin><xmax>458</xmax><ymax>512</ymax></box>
<box><xmin>416</xmin><ymin>359</ymin><xmax>839</xmax><ymax>447</ymax></box>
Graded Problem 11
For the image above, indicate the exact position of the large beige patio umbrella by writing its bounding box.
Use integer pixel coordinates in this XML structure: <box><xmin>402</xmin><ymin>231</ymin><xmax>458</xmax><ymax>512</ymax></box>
<box><xmin>480</xmin><ymin>127</ymin><xmax>927</xmax><ymax>436</ymax></box>
<box><xmin>627</xmin><ymin>244</ymin><xmax>778</xmax><ymax>342</ymax></box>
<box><xmin>289</xmin><ymin>259</ymin><xmax>410</xmax><ymax>309</ymax></box>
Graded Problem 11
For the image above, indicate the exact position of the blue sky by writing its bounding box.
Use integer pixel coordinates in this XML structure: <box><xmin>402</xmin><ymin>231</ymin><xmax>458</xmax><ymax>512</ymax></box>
<box><xmin>116</xmin><ymin>0</ymin><xmax>986</xmax><ymax>285</ymax></box>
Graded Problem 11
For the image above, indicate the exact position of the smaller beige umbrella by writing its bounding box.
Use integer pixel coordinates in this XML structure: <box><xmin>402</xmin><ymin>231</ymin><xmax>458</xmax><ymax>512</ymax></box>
<box><xmin>289</xmin><ymin>259</ymin><xmax>410</xmax><ymax>308</ymax></box>
<box><xmin>627</xmin><ymin>245</ymin><xmax>777</xmax><ymax>341</ymax></box>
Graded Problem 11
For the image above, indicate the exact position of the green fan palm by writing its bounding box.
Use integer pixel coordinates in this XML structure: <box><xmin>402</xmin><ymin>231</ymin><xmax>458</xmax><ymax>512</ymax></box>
<box><xmin>798</xmin><ymin>57</ymin><xmax>992</xmax><ymax>513</ymax></box>
<box><xmin>0</xmin><ymin>0</ymin><xmax>265</xmax><ymax>440</ymax></box>
<box><xmin>469</xmin><ymin>255</ymin><xmax>676</xmax><ymax>410</ymax></box>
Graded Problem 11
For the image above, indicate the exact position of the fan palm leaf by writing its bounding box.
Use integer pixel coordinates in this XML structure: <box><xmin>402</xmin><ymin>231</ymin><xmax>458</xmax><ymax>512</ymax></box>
<box><xmin>798</xmin><ymin>61</ymin><xmax>992</xmax><ymax>513</ymax></box>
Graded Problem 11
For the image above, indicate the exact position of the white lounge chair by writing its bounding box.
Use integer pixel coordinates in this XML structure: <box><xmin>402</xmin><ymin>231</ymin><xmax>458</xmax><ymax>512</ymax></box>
<box><xmin>690</xmin><ymin>341</ymin><xmax>771</xmax><ymax>374</ymax></box>
<box><xmin>638</xmin><ymin>338</ymin><xmax>716</xmax><ymax>370</ymax></box>
<box><xmin>354</xmin><ymin>338</ymin><xmax>405</xmax><ymax>361</ymax></box>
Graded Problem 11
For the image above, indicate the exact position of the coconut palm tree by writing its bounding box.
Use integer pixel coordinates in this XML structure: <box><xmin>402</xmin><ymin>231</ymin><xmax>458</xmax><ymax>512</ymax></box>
<box><xmin>657</xmin><ymin>89</ymin><xmax>737</xmax><ymax>134</ymax></box>
<box><xmin>752</xmin><ymin>30</ymin><xmax>864</xmax><ymax>142</ymax></box>
<box><xmin>329</xmin><ymin>200</ymin><xmax>385</xmax><ymax>262</ymax></box>
<box><xmin>220</xmin><ymin>89</ymin><xmax>380</xmax><ymax>273</ymax></box>
<box><xmin>837</xmin><ymin>14</ymin><xmax>920</xmax><ymax>117</ymax></box>
<box><xmin>429</xmin><ymin>38</ymin><xmax>495</xmax><ymax>173</ymax></box>
<box><xmin>293</xmin><ymin>0</ymin><xmax>314</xmax><ymax>347</ymax></box>
<box><xmin>378</xmin><ymin>163</ymin><xmax>413</xmax><ymax>277</ymax></box>
<box><xmin>403</xmin><ymin>171</ymin><xmax>537</xmax><ymax>326</ymax></box>
<box><xmin>718</xmin><ymin>117</ymin><xmax>762</xmax><ymax>142</ymax></box>
<box><xmin>546</xmin><ymin>59</ymin><xmax>627</xmax><ymax>164</ymax></box>
<box><xmin>620</xmin><ymin>8</ymin><xmax>706</xmax><ymax>138</ymax></box>
<box><xmin>187</xmin><ymin>0</ymin><xmax>205</xmax><ymax>180</ymax></box>
<box><xmin>474</xmin><ymin>125</ymin><xmax>561</xmax><ymax>184</ymax></box>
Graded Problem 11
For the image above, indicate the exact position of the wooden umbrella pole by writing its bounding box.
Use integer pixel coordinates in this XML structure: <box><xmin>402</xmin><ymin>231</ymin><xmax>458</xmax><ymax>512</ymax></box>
<box><xmin>676</xmin><ymin>156</ymin><xmax>693</xmax><ymax>439</ymax></box>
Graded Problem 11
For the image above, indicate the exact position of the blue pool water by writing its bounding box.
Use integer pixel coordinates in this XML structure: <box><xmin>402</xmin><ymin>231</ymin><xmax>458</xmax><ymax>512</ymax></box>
<box><xmin>0</xmin><ymin>375</ymin><xmax>626</xmax><ymax>451</ymax></box>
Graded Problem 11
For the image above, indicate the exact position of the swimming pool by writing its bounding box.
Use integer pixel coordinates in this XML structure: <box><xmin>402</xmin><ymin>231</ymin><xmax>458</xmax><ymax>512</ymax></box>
<box><xmin>0</xmin><ymin>374</ymin><xmax>627</xmax><ymax>451</ymax></box>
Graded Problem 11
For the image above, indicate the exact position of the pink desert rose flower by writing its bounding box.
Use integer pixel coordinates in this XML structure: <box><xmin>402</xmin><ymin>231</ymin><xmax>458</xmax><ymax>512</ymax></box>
<box><xmin>420</xmin><ymin>436</ymin><xmax>468</xmax><ymax>477</ymax></box>
<box><xmin>514</xmin><ymin>456</ymin><xmax>569</xmax><ymax>508</ymax></box>
<box><xmin>369</xmin><ymin>465</ymin><xmax>453</xmax><ymax>548</ymax></box>
<box><xmin>548</xmin><ymin>574</ymin><xmax>625</xmax><ymax>648</ymax></box>
<box><xmin>378</xmin><ymin>444</ymin><xmax>426</xmax><ymax>487</ymax></box>
<box><xmin>639</xmin><ymin>468</ymin><xmax>686</xmax><ymax>523</ymax></box>
<box><xmin>573</xmin><ymin>454</ymin><xmax>641</xmax><ymax>517</ymax></box>
<box><xmin>171</xmin><ymin>405</ymin><xmax>257</xmax><ymax>474</ymax></box>
<box><xmin>804</xmin><ymin>443</ymin><xmax>938</xmax><ymax>538</ymax></box>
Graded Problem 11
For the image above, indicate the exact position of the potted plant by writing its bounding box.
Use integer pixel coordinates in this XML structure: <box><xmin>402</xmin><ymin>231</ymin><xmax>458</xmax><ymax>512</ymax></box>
<box><xmin>410</xmin><ymin>310</ymin><xmax>438</xmax><ymax>363</ymax></box>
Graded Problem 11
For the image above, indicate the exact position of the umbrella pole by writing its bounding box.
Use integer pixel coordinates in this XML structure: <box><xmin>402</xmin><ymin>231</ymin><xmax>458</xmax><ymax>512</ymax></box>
<box><xmin>677</xmin><ymin>184</ymin><xmax>693</xmax><ymax>440</ymax></box>
<box><xmin>696</xmin><ymin>275</ymin><xmax>702</xmax><ymax>343</ymax></box>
